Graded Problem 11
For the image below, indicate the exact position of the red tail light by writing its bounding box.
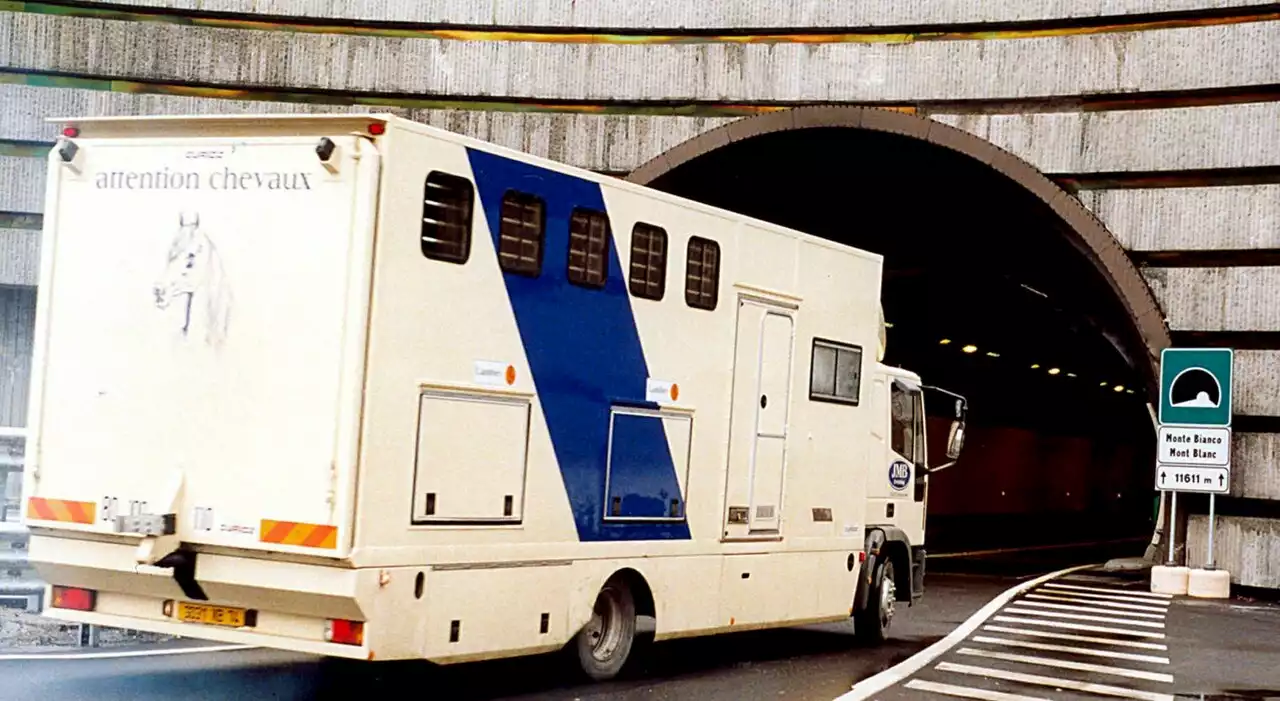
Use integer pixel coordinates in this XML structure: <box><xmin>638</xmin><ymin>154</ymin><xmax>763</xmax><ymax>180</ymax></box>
<box><xmin>50</xmin><ymin>586</ymin><xmax>96</xmax><ymax>612</ymax></box>
<box><xmin>325</xmin><ymin>619</ymin><xmax>364</xmax><ymax>646</ymax></box>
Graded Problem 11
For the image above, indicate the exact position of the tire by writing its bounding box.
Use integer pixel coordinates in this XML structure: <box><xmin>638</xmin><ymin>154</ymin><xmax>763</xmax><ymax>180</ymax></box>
<box><xmin>574</xmin><ymin>577</ymin><xmax>638</xmax><ymax>681</ymax></box>
<box><xmin>855</xmin><ymin>558</ymin><xmax>897</xmax><ymax>644</ymax></box>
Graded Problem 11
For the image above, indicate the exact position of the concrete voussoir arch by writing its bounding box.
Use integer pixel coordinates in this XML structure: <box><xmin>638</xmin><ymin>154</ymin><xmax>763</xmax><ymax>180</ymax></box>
<box><xmin>625</xmin><ymin>105</ymin><xmax>1171</xmax><ymax>384</ymax></box>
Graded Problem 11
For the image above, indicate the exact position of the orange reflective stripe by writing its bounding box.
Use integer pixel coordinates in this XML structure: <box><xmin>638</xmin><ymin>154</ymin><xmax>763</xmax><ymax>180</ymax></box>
<box><xmin>26</xmin><ymin>497</ymin><xmax>96</xmax><ymax>525</ymax></box>
<box><xmin>259</xmin><ymin>519</ymin><xmax>337</xmax><ymax>549</ymax></box>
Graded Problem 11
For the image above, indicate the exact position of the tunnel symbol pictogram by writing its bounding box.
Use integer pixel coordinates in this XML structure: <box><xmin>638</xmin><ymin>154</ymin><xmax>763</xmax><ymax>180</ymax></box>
<box><xmin>1170</xmin><ymin>367</ymin><xmax>1221</xmax><ymax>408</ymax></box>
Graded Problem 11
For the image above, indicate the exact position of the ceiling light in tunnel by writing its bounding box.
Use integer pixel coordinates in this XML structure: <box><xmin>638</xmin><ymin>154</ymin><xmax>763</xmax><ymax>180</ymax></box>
<box><xmin>986</xmin><ymin>351</ymin><xmax>1000</xmax><ymax>358</ymax></box>
<box><xmin>884</xmin><ymin>322</ymin><xmax>894</xmax><ymax>328</ymax></box>
<box><xmin>1047</xmin><ymin>368</ymin><xmax>1061</xmax><ymax>375</ymax></box>
<box><xmin>1100</xmin><ymin>381</ymin><xmax>1108</xmax><ymax>387</ymax></box>
<box><xmin>962</xmin><ymin>345</ymin><xmax>978</xmax><ymax>354</ymax></box>
<box><xmin>1127</xmin><ymin>389</ymin><xmax>1135</xmax><ymax>394</ymax></box>
<box><xmin>1113</xmin><ymin>385</ymin><xmax>1125</xmax><ymax>393</ymax></box>
<box><xmin>1020</xmin><ymin>283</ymin><xmax>1049</xmax><ymax>298</ymax></box>
<box><xmin>1067</xmin><ymin>372</ymin><xmax>1078</xmax><ymax>378</ymax></box>
<box><xmin>939</xmin><ymin>339</ymin><xmax>952</xmax><ymax>345</ymax></box>
<box><xmin>1030</xmin><ymin>364</ymin><xmax>1040</xmax><ymax>370</ymax></box>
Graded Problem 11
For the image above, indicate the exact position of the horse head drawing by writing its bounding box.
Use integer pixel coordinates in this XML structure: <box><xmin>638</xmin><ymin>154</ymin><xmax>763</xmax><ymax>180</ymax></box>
<box><xmin>152</xmin><ymin>211</ymin><xmax>231</xmax><ymax>346</ymax></box>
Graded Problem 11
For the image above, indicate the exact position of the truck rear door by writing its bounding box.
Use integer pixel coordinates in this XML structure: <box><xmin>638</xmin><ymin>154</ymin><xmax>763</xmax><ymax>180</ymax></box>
<box><xmin>24</xmin><ymin>127</ymin><xmax>381</xmax><ymax>560</ymax></box>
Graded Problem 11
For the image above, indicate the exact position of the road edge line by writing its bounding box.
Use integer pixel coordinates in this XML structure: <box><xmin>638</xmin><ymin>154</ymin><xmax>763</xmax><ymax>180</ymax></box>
<box><xmin>834</xmin><ymin>563</ymin><xmax>1096</xmax><ymax>701</ymax></box>
<box><xmin>0</xmin><ymin>643</ymin><xmax>252</xmax><ymax>661</ymax></box>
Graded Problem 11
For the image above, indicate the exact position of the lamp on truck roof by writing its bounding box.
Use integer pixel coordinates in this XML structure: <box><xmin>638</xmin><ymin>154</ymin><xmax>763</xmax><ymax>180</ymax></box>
<box><xmin>315</xmin><ymin>137</ymin><xmax>341</xmax><ymax>174</ymax></box>
<box><xmin>56</xmin><ymin>137</ymin><xmax>85</xmax><ymax>175</ymax></box>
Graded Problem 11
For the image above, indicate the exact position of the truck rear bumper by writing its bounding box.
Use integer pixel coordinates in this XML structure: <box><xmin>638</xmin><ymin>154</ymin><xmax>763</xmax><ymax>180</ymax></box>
<box><xmin>28</xmin><ymin>533</ymin><xmax>374</xmax><ymax>660</ymax></box>
<box><xmin>39</xmin><ymin>601</ymin><xmax>371</xmax><ymax>660</ymax></box>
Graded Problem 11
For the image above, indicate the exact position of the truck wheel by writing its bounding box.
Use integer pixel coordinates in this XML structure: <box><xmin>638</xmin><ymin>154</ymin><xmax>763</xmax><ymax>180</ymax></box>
<box><xmin>574</xmin><ymin>577</ymin><xmax>637</xmax><ymax>681</ymax></box>
<box><xmin>855</xmin><ymin>558</ymin><xmax>896</xmax><ymax>644</ymax></box>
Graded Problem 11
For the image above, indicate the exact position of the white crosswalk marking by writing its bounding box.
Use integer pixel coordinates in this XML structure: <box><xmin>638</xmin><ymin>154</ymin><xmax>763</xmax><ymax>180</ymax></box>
<box><xmin>1034</xmin><ymin>588</ymin><xmax>1172</xmax><ymax>606</ymax></box>
<box><xmin>993</xmin><ymin>614</ymin><xmax>1167</xmax><ymax>638</ymax></box>
<box><xmin>935</xmin><ymin>662</ymin><xmax>1177</xmax><ymax>701</ymax></box>
<box><xmin>1043</xmin><ymin>582</ymin><xmax>1171</xmax><ymax>600</ymax></box>
<box><xmin>1023</xmin><ymin>592</ymin><xmax>1170</xmax><ymax>612</ymax></box>
<box><xmin>883</xmin><ymin>575</ymin><xmax>1181</xmax><ymax>701</ymax></box>
<box><xmin>1011</xmin><ymin>600</ymin><xmax>1166</xmax><ymax>620</ymax></box>
<box><xmin>955</xmin><ymin>647</ymin><xmax>1174</xmax><ymax>683</ymax></box>
<box><xmin>903</xmin><ymin>679</ymin><xmax>1054</xmax><ymax>701</ymax></box>
<box><xmin>1002</xmin><ymin>607</ymin><xmax>1166</xmax><ymax>628</ymax></box>
<box><xmin>1030</xmin><ymin>588</ymin><xmax>1172</xmax><ymax>607</ymax></box>
<box><xmin>982</xmin><ymin>624</ymin><xmax>1169</xmax><ymax>650</ymax></box>
<box><xmin>970</xmin><ymin>635</ymin><xmax>1170</xmax><ymax>664</ymax></box>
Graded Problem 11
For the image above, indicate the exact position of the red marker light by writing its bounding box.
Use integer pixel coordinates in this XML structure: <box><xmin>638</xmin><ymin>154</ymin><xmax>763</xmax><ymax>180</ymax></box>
<box><xmin>62</xmin><ymin>126</ymin><xmax>80</xmax><ymax>138</ymax></box>
<box><xmin>325</xmin><ymin>619</ymin><xmax>364</xmax><ymax>646</ymax></box>
<box><xmin>368</xmin><ymin>123</ymin><xmax>386</xmax><ymax>136</ymax></box>
<box><xmin>51</xmin><ymin>586</ymin><xmax>96</xmax><ymax>612</ymax></box>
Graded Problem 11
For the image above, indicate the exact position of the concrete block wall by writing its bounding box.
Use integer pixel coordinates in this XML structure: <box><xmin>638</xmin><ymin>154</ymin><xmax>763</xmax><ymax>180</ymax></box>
<box><xmin>0</xmin><ymin>2</ymin><xmax>1278</xmax><ymax>586</ymax></box>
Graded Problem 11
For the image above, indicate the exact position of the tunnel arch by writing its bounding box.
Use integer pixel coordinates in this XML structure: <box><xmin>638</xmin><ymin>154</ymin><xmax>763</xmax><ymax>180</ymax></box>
<box><xmin>626</xmin><ymin>105</ymin><xmax>1171</xmax><ymax>390</ymax></box>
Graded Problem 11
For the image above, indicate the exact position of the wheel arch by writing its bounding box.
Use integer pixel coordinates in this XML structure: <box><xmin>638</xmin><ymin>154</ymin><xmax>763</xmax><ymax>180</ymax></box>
<box><xmin>611</xmin><ymin>567</ymin><xmax>656</xmax><ymax>619</ymax></box>
<box><xmin>855</xmin><ymin>525</ymin><xmax>916</xmax><ymax>611</ymax></box>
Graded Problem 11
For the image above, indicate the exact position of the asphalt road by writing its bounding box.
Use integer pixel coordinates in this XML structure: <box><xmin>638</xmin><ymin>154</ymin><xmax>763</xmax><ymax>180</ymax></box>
<box><xmin>0</xmin><ymin>572</ymin><xmax>1013</xmax><ymax>701</ymax></box>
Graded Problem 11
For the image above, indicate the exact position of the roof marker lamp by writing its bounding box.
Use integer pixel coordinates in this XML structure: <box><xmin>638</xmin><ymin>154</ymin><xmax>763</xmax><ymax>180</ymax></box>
<box><xmin>57</xmin><ymin>137</ymin><xmax>84</xmax><ymax>175</ymax></box>
<box><xmin>315</xmin><ymin>137</ymin><xmax>341</xmax><ymax>174</ymax></box>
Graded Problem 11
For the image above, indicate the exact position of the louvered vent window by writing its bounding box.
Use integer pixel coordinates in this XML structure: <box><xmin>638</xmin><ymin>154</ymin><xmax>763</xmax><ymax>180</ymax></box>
<box><xmin>628</xmin><ymin>222</ymin><xmax>668</xmax><ymax>300</ymax></box>
<box><xmin>420</xmin><ymin>171</ymin><xmax>474</xmax><ymax>264</ymax></box>
<box><xmin>568</xmin><ymin>208</ymin><xmax>611</xmax><ymax>289</ymax></box>
<box><xmin>498</xmin><ymin>191</ymin><xmax>545</xmax><ymax>276</ymax></box>
<box><xmin>685</xmin><ymin>236</ymin><xmax>720</xmax><ymax>310</ymax></box>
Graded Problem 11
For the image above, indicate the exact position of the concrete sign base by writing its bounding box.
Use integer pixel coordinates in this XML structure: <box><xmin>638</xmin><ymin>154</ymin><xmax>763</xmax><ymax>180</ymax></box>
<box><xmin>1151</xmin><ymin>565</ymin><xmax>1190</xmax><ymax>595</ymax></box>
<box><xmin>1187</xmin><ymin>568</ymin><xmax>1231</xmax><ymax>599</ymax></box>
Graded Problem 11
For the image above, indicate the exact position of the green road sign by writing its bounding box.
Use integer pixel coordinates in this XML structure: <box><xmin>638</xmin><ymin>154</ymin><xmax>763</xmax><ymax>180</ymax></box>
<box><xmin>1159</xmin><ymin>348</ymin><xmax>1233</xmax><ymax>427</ymax></box>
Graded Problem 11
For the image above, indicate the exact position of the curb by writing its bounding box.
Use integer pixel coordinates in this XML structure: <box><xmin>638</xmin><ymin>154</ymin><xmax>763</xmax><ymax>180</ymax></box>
<box><xmin>0</xmin><ymin>643</ymin><xmax>252</xmax><ymax>661</ymax></box>
<box><xmin>834</xmin><ymin>563</ymin><xmax>1095</xmax><ymax>701</ymax></box>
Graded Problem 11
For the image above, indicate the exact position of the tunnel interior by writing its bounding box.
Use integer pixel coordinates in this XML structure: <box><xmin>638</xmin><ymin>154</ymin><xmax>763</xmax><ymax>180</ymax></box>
<box><xmin>646</xmin><ymin>126</ymin><xmax>1157</xmax><ymax>554</ymax></box>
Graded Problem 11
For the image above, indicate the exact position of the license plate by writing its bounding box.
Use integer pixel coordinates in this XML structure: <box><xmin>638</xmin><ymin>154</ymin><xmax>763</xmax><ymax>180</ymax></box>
<box><xmin>175</xmin><ymin>602</ymin><xmax>247</xmax><ymax>628</ymax></box>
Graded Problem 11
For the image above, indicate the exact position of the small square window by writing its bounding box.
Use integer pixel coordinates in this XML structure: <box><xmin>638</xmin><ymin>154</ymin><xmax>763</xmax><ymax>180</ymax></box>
<box><xmin>498</xmin><ymin>191</ymin><xmax>545</xmax><ymax>277</ymax></box>
<box><xmin>629</xmin><ymin>222</ymin><xmax>668</xmax><ymax>300</ymax></box>
<box><xmin>568</xmin><ymin>208</ymin><xmax>610</xmax><ymax>289</ymax></box>
<box><xmin>685</xmin><ymin>236</ymin><xmax>720</xmax><ymax>311</ymax></box>
<box><xmin>810</xmin><ymin>339</ymin><xmax>863</xmax><ymax>405</ymax></box>
<box><xmin>421</xmin><ymin>171</ymin><xmax>474</xmax><ymax>264</ymax></box>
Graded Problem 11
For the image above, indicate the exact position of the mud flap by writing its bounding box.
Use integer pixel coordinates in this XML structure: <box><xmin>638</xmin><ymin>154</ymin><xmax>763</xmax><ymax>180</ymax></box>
<box><xmin>853</xmin><ymin>529</ymin><xmax>888</xmax><ymax>614</ymax></box>
<box><xmin>910</xmin><ymin>546</ymin><xmax>926</xmax><ymax>603</ymax></box>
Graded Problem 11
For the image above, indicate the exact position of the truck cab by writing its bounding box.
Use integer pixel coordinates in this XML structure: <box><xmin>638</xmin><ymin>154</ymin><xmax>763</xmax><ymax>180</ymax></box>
<box><xmin>852</xmin><ymin>356</ymin><xmax>967</xmax><ymax>642</ymax></box>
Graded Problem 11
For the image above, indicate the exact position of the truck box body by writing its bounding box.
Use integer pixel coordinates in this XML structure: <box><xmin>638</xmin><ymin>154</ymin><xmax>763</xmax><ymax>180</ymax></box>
<box><xmin>22</xmin><ymin>114</ymin><xmax>912</xmax><ymax>665</ymax></box>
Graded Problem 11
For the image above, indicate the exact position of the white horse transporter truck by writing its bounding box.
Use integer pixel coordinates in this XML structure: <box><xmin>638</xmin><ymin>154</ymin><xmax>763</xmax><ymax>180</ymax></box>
<box><xmin>23</xmin><ymin>114</ymin><xmax>966</xmax><ymax>679</ymax></box>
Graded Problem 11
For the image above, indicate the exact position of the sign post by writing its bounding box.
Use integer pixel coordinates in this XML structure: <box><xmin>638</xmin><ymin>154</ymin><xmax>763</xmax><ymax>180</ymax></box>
<box><xmin>1151</xmin><ymin>348</ymin><xmax>1233</xmax><ymax>597</ymax></box>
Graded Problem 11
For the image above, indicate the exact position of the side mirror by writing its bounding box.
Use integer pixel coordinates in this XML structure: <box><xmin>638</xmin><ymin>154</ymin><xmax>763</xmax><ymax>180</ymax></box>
<box><xmin>946</xmin><ymin>420</ymin><xmax>965</xmax><ymax>460</ymax></box>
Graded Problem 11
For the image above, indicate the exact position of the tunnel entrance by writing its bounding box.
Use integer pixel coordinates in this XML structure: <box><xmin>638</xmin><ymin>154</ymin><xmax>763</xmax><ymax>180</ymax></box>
<box><xmin>629</xmin><ymin>108</ymin><xmax>1170</xmax><ymax>557</ymax></box>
